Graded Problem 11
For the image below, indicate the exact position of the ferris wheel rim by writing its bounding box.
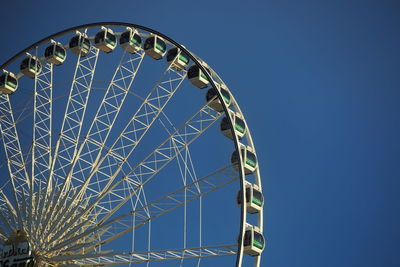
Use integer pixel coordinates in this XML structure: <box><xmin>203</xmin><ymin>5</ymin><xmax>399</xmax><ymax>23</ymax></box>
<box><xmin>0</xmin><ymin>22</ymin><xmax>263</xmax><ymax>266</ymax></box>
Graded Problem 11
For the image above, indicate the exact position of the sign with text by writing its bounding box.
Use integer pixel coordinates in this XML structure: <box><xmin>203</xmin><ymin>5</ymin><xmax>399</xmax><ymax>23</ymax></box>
<box><xmin>0</xmin><ymin>241</ymin><xmax>34</xmax><ymax>267</ymax></box>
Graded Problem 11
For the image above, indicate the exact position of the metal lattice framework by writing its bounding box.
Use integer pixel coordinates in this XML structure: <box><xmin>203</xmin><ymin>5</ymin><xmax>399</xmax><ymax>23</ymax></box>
<box><xmin>0</xmin><ymin>23</ymin><xmax>264</xmax><ymax>267</ymax></box>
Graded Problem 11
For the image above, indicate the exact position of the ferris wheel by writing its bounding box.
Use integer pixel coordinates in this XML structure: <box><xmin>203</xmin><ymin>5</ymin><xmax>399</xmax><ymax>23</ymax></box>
<box><xmin>0</xmin><ymin>23</ymin><xmax>264</xmax><ymax>266</ymax></box>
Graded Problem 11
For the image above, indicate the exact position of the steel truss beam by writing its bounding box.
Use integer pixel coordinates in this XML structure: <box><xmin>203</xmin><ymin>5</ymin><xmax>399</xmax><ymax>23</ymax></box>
<box><xmin>48</xmin><ymin>165</ymin><xmax>238</xmax><ymax>251</ymax></box>
<box><xmin>50</xmin><ymin>45</ymin><xmax>100</xmax><ymax>189</ymax></box>
<box><xmin>44</xmin><ymin>99</ymin><xmax>222</xmax><ymax>252</ymax></box>
<box><xmin>31</xmin><ymin>61</ymin><xmax>53</xmax><ymax>236</ymax></box>
<box><xmin>48</xmin><ymin>60</ymin><xmax>187</xmax><ymax>235</ymax></box>
<box><xmin>37</xmin><ymin>44</ymin><xmax>100</xmax><ymax>237</ymax></box>
<box><xmin>43</xmin><ymin>50</ymin><xmax>145</xmax><ymax>239</ymax></box>
<box><xmin>0</xmin><ymin>94</ymin><xmax>30</xmax><ymax>229</ymax></box>
<box><xmin>47</xmin><ymin>244</ymin><xmax>237</xmax><ymax>265</ymax></box>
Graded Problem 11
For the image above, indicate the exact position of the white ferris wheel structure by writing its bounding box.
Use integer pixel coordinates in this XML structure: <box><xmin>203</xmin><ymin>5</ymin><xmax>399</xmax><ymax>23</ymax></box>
<box><xmin>0</xmin><ymin>22</ymin><xmax>264</xmax><ymax>266</ymax></box>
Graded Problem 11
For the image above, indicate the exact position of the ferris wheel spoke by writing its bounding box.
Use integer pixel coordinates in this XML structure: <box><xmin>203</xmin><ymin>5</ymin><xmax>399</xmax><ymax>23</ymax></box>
<box><xmin>77</xmin><ymin>101</ymin><xmax>220</xmax><ymax>230</ymax></box>
<box><xmin>47</xmin><ymin>44</ymin><xmax>99</xmax><ymax>191</ymax></box>
<box><xmin>42</xmin><ymin>186</ymin><xmax>101</xmax><ymax>246</ymax></box>
<box><xmin>173</xmin><ymin>139</ymin><xmax>200</xmax><ymax>191</ymax></box>
<box><xmin>31</xmin><ymin>61</ymin><xmax>53</xmax><ymax>235</ymax></box>
<box><xmin>89</xmin><ymin>64</ymin><xmax>187</xmax><ymax>184</ymax></box>
<box><xmin>61</xmin><ymin>99</ymin><xmax>222</xmax><ymax>231</ymax></box>
<box><xmin>0</xmin><ymin>212</ymin><xmax>9</xmax><ymax>237</ymax></box>
<box><xmin>66</xmin><ymin>50</ymin><xmax>145</xmax><ymax>191</ymax></box>
<box><xmin>0</xmin><ymin>220</ymin><xmax>13</xmax><ymax>239</ymax></box>
<box><xmin>41</xmin><ymin>163</ymin><xmax>145</xmax><ymax>248</ymax></box>
<box><xmin>173</xmin><ymin>142</ymin><xmax>199</xmax><ymax>259</ymax></box>
<box><xmin>43</xmin><ymin>50</ymin><xmax>146</xmax><ymax>237</ymax></box>
<box><xmin>37</xmin><ymin>45</ymin><xmax>100</xmax><ymax>236</ymax></box>
<box><xmin>51</xmin><ymin>62</ymin><xmax>187</xmax><ymax>230</ymax></box>
<box><xmin>48</xmin><ymin>164</ymin><xmax>237</xmax><ymax>252</ymax></box>
<box><xmin>156</xmin><ymin>111</ymin><xmax>200</xmax><ymax>191</ymax></box>
<box><xmin>45</xmin><ymin>190</ymin><xmax>117</xmax><ymax>247</ymax></box>
<box><xmin>95</xmin><ymin>165</ymin><xmax>238</xmax><ymax>250</ymax></box>
<box><xmin>31</xmin><ymin>62</ymin><xmax>53</xmax><ymax>190</ymax></box>
<box><xmin>0</xmin><ymin>186</ymin><xmax>13</xmax><ymax>210</ymax></box>
<box><xmin>32</xmin><ymin>183</ymin><xmax>44</xmax><ymax>241</ymax></box>
<box><xmin>0</xmin><ymin>94</ymin><xmax>30</xmax><ymax>229</ymax></box>
<box><xmin>161</xmin><ymin>112</ymin><xmax>202</xmax><ymax>258</ymax></box>
<box><xmin>0</xmin><ymin>232</ymin><xmax>7</xmax><ymax>244</ymax></box>
<box><xmin>46</xmin><ymin>244</ymin><xmax>237</xmax><ymax>265</ymax></box>
<box><xmin>0</xmin><ymin>203</ymin><xmax>16</xmax><ymax>234</ymax></box>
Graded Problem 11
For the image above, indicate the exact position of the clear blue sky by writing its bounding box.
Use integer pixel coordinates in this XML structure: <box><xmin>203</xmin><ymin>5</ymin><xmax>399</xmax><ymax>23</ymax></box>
<box><xmin>1</xmin><ymin>0</ymin><xmax>400</xmax><ymax>266</ymax></box>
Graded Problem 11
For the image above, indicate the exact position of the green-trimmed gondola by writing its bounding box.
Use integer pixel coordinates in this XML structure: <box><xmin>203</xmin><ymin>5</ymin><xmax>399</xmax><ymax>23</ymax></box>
<box><xmin>20</xmin><ymin>55</ymin><xmax>42</xmax><ymax>78</ymax></box>
<box><xmin>237</xmin><ymin>182</ymin><xmax>264</xmax><ymax>214</ymax></box>
<box><xmin>205</xmin><ymin>85</ymin><xmax>231</xmax><ymax>112</ymax></box>
<box><xmin>120</xmin><ymin>28</ymin><xmax>142</xmax><ymax>54</ymax></box>
<box><xmin>69</xmin><ymin>32</ymin><xmax>91</xmax><ymax>56</ymax></box>
<box><xmin>0</xmin><ymin>71</ymin><xmax>18</xmax><ymax>94</ymax></box>
<box><xmin>45</xmin><ymin>41</ymin><xmax>67</xmax><ymax>65</ymax></box>
<box><xmin>231</xmin><ymin>145</ymin><xmax>257</xmax><ymax>174</ymax></box>
<box><xmin>144</xmin><ymin>35</ymin><xmax>166</xmax><ymax>60</ymax></box>
<box><xmin>94</xmin><ymin>27</ymin><xmax>117</xmax><ymax>53</ymax></box>
<box><xmin>220</xmin><ymin>112</ymin><xmax>246</xmax><ymax>140</ymax></box>
<box><xmin>166</xmin><ymin>47</ymin><xmax>190</xmax><ymax>70</ymax></box>
<box><xmin>243</xmin><ymin>225</ymin><xmax>265</xmax><ymax>256</ymax></box>
<box><xmin>187</xmin><ymin>64</ymin><xmax>209</xmax><ymax>89</ymax></box>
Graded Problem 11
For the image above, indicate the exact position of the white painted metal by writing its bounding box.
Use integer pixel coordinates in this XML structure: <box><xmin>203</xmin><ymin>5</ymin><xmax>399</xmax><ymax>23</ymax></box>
<box><xmin>31</xmin><ymin>61</ymin><xmax>53</xmax><ymax>236</ymax></box>
<box><xmin>0</xmin><ymin>94</ymin><xmax>30</xmax><ymax>230</ymax></box>
<box><xmin>44</xmin><ymin>99</ymin><xmax>222</xmax><ymax>252</ymax></box>
<box><xmin>48</xmin><ymin>244</ymin><xmax>237</xmax><ymax>265</ymax></box>
<box><xmin>43</xmin><ymin>50</ymin><xmax>145</xmax><ymax>239</ymax></box>
<box><xmin>48</xmin><ymin>164</ymin><xmax>238</xmax><ymax>253</ymax></box>
<box><xmin>0</xmin><ymin>24</ymin><xmax>263</xmax><ymax>266</ymax></box>
<box><xmin>38</xmin><ymin>44</ymin><xmax>100</xmax><ymax>239</ymax></box>
<box><xmin>64</xmin><ymin>60</ymin><xmax>187</xmax><ymax>222</ymax></box>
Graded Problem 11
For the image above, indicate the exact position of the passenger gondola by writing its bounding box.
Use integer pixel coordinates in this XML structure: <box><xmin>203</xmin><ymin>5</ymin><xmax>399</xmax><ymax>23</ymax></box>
<box><xmin>231</xmin><ymin>145</ymin><xmax>257</xmax><ymax>174</ymax></box>
<box><xmin>144</xmin><ymin>35</ymin><xmax>166</xmax><ymax>60</ymax></box>
<box><xmin>166</xmin><ymin>47</ymin><xmax>190</xmax><ymax>70</ymax></box>
<box><xmin>45</xmin><ymin>41</ymin><xmax>67</xmax><ymax>65</ymax></box>
<box><xmin>69</xmin><ymin>32</ymin><xmax>91</xmax><ymax>56</ymax></box>
<box><xmin>243</xmin><ymin>225</ymin><xmax>265</xmax><ymax>256</ymax></box>
<box><xmin>0</xmin><ymin>71</ymin><xmax>18</xmax><ymax>94</ymax></box>
<box><xmin>20</xmin><ymin>55</ymin><xmax>42</xmax><ymax>78</ymax></box>
<box><xmin>187</xmin><ymin>65</ymin><xmax>210</xmax><ymax>89</ymax></box>
<box><xmin>205</xmin><ymin>85</ymin><xmax>231</xmax><ymax>112</ymax></box>
<box><xmin>94</xmin><ymin>27</ymin><xmax>117</xmax><ymax>53</ymax></box>
<box><xmin>237</xmin><ymin>182</ymin><xmax>264</xmax><ymax>214</ymax></box>
<box><xmin>120</xmin><ymin>28</ymin><xmax>142</xmax><ymax>53</ymax></box>
<box><xmin>220</xmin><ymin>112</ymin><xmax>246</xmax><ymax>140</ymax></box>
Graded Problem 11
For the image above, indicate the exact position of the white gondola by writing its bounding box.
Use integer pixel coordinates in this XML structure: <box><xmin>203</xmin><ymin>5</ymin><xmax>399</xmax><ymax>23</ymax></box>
<box><xmin>166</xmin><ymin>47</ymin><xmax>190</xmax><ymax>70</ymax></box>
<box><xmin>94</xmin><ymin>27</ymin><xmax>117</xmax><ymax>53</ymax></box>
<box><xmin>0</xmin><ymin>71</ymin><xmax>18</xmax><ymax>94</ymax></box>
<box><xmin>187</xmin><ymin>65</ymin><xmax>210</xmax><ymax>89</ymax></box>
<box><xmin>220</xmin><ymin>111</ymin><xmax>246</xmax><ymax>140</ymax></box>
<box><xmin>144</xmin><ymin>35</ymin><xmax>166</xmax><ymax>60</ymax></box>
<box><xmin>205</xmin><ymin>85</ymin><xmax>231</xmax><ymax>112</ymax></box>
<box><xmin>120</xmin><ymin>28</ymin><xmax>142</xmax><ymax>53</ymax></box>
<box><xmin>231</xmin><ymin>145</ymin><xmax>257</xmax><ymax>174</ymax></box>
<box><xmin>20</xmin><ymin>55</ymin><xmax>42</xmax><ymax>78</ymax></box>
<box><xmin>45</xmin><ymin>41</ymin><xmax>67</xmax><ymax>65</ymax></box>
<box><xmin>243</xmin><ymin>225</ymin><xmax>265</xmax><ymax>256</ymax></box>
<box><xmin>237</xmin><ymin>182</ymin><xmax>264</xmax><ymax>214</ymax></box>
<box><xmin>69</xmin><ymin>32</ymin><xmax>91</xmax><ymax>56</ymax></box>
